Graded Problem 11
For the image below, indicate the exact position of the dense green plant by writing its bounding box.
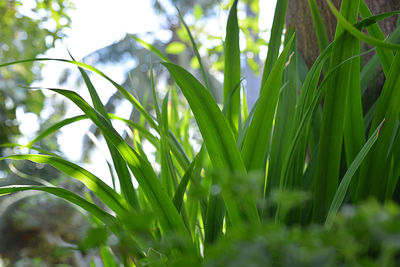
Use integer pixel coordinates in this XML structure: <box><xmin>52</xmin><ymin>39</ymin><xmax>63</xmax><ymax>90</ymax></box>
<box><xmin>1</xmin><ymin>0</ymin><xmax>400</xmax><ymax>265</ymax></box>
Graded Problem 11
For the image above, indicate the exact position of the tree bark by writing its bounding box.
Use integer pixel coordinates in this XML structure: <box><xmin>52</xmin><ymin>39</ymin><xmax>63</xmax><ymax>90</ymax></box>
<box><xmin>286</xmin><ymin>0</ymin><xmax>400</xmax><ymax>69</ymax></box>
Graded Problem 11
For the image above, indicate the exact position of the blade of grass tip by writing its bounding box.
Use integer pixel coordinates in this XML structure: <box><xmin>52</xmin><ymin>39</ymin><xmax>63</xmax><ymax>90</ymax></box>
<box><xmin>312</xmin><ymin>0</ymin><xmax>360</xmax><ymax>222</ymax></box>
<box><xmin>325</xmin><ymin>120</ymin><xmax>385</xmax><ymax>228</ymax></box>
<box><xmin>71</xmin><ymin>53</ymin><xmax>139</xmax><ymax>211</ymax></box>
<box><xmin>261</xmin><ymin>0</ymin><xmax>289</xmax><ymax>87</ymax></box>
<box><xmin>176</xmin><ymin>6</ymin><xmax>211</xmax><ymax>92</ymax></box>
<box><xmin>241</xmin><ymin>34</ymin><xmax>294</xmax><ymax>173</ymax></box>
<box><xmin>173</xmin><ymin>146</ymin><xmax>205</xmax><ymax>212</ymax></box>
<box><xmin>0</xmin><ymin>154</ymin><xmax>129</xmax><ymax>216</ymax></box>
<box><xmin>223</xmin><ymin>0</ymin><xmax>241</xmax><ymax>133</ymax></box>
<box><xmin>327</xmin><ymin>0</ymin><xmax>400</xmax><ymax>52</ymax></box>
<box><xmin>163</xmin><ymin>62</ymin><xmax>260</xmax><ymax>227</ymax></box>
<box><xmin>25</xmin><ymin>115</ymin><xmax>87</xmax><ymax>147</ymax></box>
<box><xmin>49</xmin><ymin>88</ymin><xmax>189</xmax><ymax>238</ymax></box>
<box><xmin>132</xmin><ymin>35</ymin><xmax>172</xmax><ymax>63</ymax></box>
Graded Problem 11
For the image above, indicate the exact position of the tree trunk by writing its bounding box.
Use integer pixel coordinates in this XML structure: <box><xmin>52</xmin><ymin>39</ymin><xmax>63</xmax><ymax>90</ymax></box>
<box><xmin>286</xmin><ymin>0</ymin><xmax>400</xmax><ymax>69</ymax></box>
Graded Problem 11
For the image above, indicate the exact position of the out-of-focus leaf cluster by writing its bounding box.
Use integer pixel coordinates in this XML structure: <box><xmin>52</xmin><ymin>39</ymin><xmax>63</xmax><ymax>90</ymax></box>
<box><xmin>205</xmin><ymin>200</ymin><xmax>400</xmax><ymax>267</ymax></box>
<box><xmin>0</xmin><ymin>0</ymin><xmax>73</xmax><ymax>149</ymax></box>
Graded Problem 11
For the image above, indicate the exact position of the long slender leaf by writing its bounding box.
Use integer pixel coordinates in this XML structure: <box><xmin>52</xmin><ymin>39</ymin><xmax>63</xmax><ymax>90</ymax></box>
<box><xmin>0</xmin><ymin>154</ymin><xmax>129</xmax><ymax>216</ymax></box>
<box><xmin>359</xmin><ymin>1</ymin><xmax>395</xmax><ymax>75</ymax></box>
<box><xmin>176</xmin><ymin>7</ymin><xmax>211</xmax><ymax>92</ymax></box>
<box><xmin>241</xmin><ymin>34</ymin><xmax>294</xmax><ymax>173</ymax></box>
<box><xmin>261</xmin><ymin>0</ymin><xmax>288</xmax><ymax>85</ymax></box>
<box><xmin>223</xmin><ymin>0</ymin><xmax>240</xmax><ymax>133</ymax></box>
<box><xmin>326</xmin><ymin>120</ymin><xmax>385</xmax><ymax>227</ymax></box>
<box><xmin>47</xmin><ymin>88</ymin><xmax>189</xmax><ymax>237</ymax></box>
<box><xmin>266</xmin><ymin>28</ymin><xmax>297</xmax><ymax>195</ymax></box>
<box><xmin>327</xmin><ymin>0</ymin><xmax>400</xmax><ymax>52</ymax></box>
<box><xmin>313</xmin><ymin>0</ymin><xmax>360</xmax><ymax>222</ymax></box>
<box><xmin>0</xmin><ymin>58</ymin><xmax>158</xmax><ymax>130</ymax></box>
<box><xmin>307</xmin><ymin>0</ymin><xmax>329</xmax><ymax>53</ymax></box>
<box><xmin>173</xmin><ymin>147</ymin><xmax>204</xmax><ymax>212</ymax></box>
<box><xmin>356</xmin><ymin>52</ymin><xmax>400</xmax><ymax>200</ymax></box>
<box><xmin>132</xmin><ymin>36</ymin><xmax>171</xmax><ymax>63</ymax></box>
<box><xmin>74</xmin><ymin>54</ymin><xmax>139</xmax><ymax>210</ymax></box>
<box><xmin>0</xmin><ymin>185</ymin><xmax>116</xmax><ymax>226</ymax></box>
<box><xmin>163</xmin><ymin>62</ymin><xmax>260</xmax><ymax>227</ymax></box>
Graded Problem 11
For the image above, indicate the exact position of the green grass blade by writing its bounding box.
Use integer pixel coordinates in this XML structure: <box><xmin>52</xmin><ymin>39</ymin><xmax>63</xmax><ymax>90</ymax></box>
<box><xmin>261</xmin><ymin>0</ymin><xmax>289</xmax><ymax>86</ymax></box>
<box><xmin>173</xmin><ymin>147</ymin><xmax>204</xmax><ymax>212</ymax></box>
<box><xmin>359</xmin><ymin>1</ymin><xmax>396</xmax><ymax>75</ymax></box>
<box><xmin>385</xmin><ymin>128</ymin><xmax>400</xmax><ymax>199</ymax></box>
<box><xmin>1</xmin><ymin>143</ymin><xmax>62</xmax><ymax>158</ymax></box>
<box><xmin>160</xmin><ymin>93</ymin><xmax>179</xmax><ymax>197</ymax></box>
<box><xmin>204</xmin><ymin>193</ymin><xmax>225</xmax><ymax>244</ymax></box>
<box><xmin>343</xmin><ymin>40</ymin><xmax>365</xmax><ymax>198</ymax></box>
<box><xmin>241</xmin><ymin>34</ymin><xmax>294</xmax><ymax>173</ymax></box>
<box><xmin>279</xmin><ymin>44</ymin><xmax>373</xmax><ymax>194</ymax></box>
<box><xmin>0</xmin><ymin>185</ymin><xmax>116</xmax><ymax>226</ymax></box>
<box><xmin>74</xmin><ymin>56</ymin><xmax>139</xmax><ymax>210</ymax></box>
<box><xmin>132</xmin><ymin>36</ymin><xmax>172</xmax><ymax>63</ymax></box>
<box><xmin>240</xmin><ymin>86</ymin><xmax>248</xmax><ymax>129</ymax></box>
<box><xmin>325</xmin><ymin>120</ymin><xmax>385</xmax><ymax>227</ymax></box>
<box><xmin>356</xmin><ymin>52</ymin><xmax>400</xmax><ymax>200</ymax></box>
<box><xmin>312</xmin><ymin>0</ymin><xmax>360</xmax><ymax>222</ymax></box>
<box><xmin>0</xmin><ymin>154</ymin><xmax>129</xmax><ymax>216</ymax></box>
<box><xmin>327</xmin><ymin>0</ymin><xmax>400</xmax><ymax>52</ymax></box>
<box><xmin>307</xmin><ymin>0</ymin><xmax>330</xmax><ymax>53</ymax></box>
<box><xmin>176</xmin><ymin>7</ymin><xmax>211</xmax><ymax>92</ymax></box>
<box><xmin>163</xmin><ymin>62</ymin><xmax>260</xmax><ymax>227</ymax></box>
<box><xmin>223</xmin><ymin>0</ymin><xmax>240</xmax><ymax>133</ymax></box>
<box><xmin>266</xmin><ymin>28</ymin><xmax>297</xmax><ymax>194</ymax></box>
<box><xmin>25</xmin><ymin>112</ymin><xmax>158</xmax><ymax>151</ymax></box>
<box><xmin>0</xmin><ymin>58</ymin><xmax>158</xmax><ymax>130</ymax></box>
<box><xmin>108</xmin><ymin>114</ymin><xmax>159</xmax><ymax>147</ymax></box>
<box><xmin>150</xmin><ymin>62</ymin><xmax>176</xmax><ymax>198</ymax></box>
<box><xmin>163</xmin><ymin>63</ymin><xmax>244</xmax><ymax>173</ymax></box>
<box><xmin>48</xmin><ymin>88</ymin><xmax>189</xmax><ymax>236</ymax></box>
<box><xmin>25</xmin><ymin>115</ymin><xmax>87</xmax><ymax>147</ymax></box>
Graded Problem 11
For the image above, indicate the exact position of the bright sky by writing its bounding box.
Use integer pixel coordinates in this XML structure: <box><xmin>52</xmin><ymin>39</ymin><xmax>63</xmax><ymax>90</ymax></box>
<box><xmin>19</xmin><ymin>0</ymin><xmax>277</xmax><ymax>187</ymax></box>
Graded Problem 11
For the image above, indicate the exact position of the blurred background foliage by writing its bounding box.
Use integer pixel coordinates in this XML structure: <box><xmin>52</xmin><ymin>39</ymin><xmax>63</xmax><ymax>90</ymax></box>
<box><xmin>0</xmin><ymin>0</ymin><xmax>73</xmax><ymax>153</ymax></box>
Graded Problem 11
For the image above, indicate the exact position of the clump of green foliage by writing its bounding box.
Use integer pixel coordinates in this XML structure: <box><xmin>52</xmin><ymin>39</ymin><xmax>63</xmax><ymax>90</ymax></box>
<box><xmin>206</xmin><ymin>200</ymin><xmax>400</xmax><ymax>267</ymax></box>
<box><xmin>1</xmin><ymin>0</ymin><xmax>400</xmax><ymax>265</ymax></box>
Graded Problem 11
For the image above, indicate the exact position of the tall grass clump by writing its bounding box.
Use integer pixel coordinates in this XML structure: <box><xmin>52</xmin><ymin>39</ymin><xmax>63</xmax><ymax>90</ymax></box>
<box><xmin>1</xmin><ymin>0</ymin><xmax>400</xmax><ymax>265</ymax></box>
